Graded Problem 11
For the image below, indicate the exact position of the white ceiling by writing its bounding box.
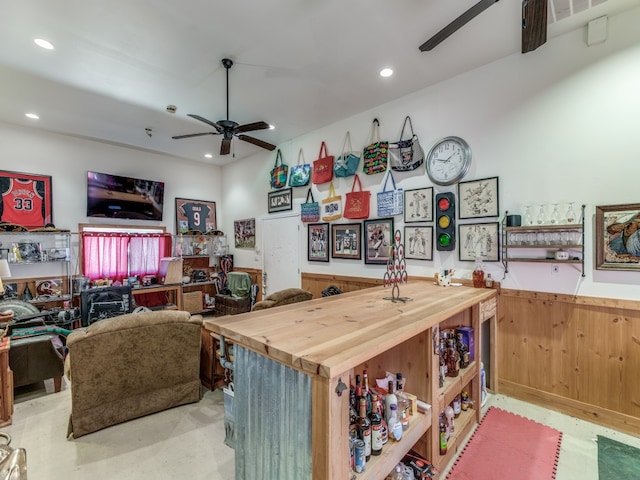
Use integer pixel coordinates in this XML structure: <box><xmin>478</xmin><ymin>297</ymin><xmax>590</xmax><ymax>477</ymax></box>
<box><xmin>0</xmin><ymin>0</ymin><xmax>637</xmax><ymax>166</ymax></box>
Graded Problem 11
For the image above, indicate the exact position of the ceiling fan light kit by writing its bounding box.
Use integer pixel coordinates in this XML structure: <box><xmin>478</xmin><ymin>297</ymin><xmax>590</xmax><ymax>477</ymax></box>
<box><xmin>172</xmin><ymin>58</ymin><xmax>276</xmax><ymax>155</ymax></box>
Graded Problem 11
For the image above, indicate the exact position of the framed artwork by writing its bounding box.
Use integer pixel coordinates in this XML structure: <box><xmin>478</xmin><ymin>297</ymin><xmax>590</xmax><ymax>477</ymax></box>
<box><xmin>308</xmin><ymin>222</ymin><xmax>330</xmax><ymax>262</ymax></box>
<box><xmin>234</xmin><ymin>218</ymin><xmax>256</xmax><ymax>248</ymax></box>
<box><xmin>0</xmin><ymin>170</ymin><xmax>53</xmax><ymax>229</ymax></box>
<box><xmin>459</xmin><ymin>222</ymin><xmax>500</xmax><ymax>261</ymax></box>
<box><xmin>175</xmin><ymin>197</ymin><xmax>216</xmax><ymax>234</ymax></box>
<box><xmin>404</xmin><ymin>187</ymin><xmax>433</xmax><ymax>223</ymax></box>
<box><xmin>268</xmin><ymin>188</ymin><xmax>293</xmax><ymax>214</ymax></box>
<box><xmin>595</xmin><ymin>203</ymin><xmax>640</xmax><ymax>270</ymax></box>
<box><xmin>331</xmin><ymin>223</ymin><xmax>362</xmax><ymax>260</ymax></box>
<box><xmin>364</xmin><ymin>218</ymin><xmax>394</xmax><ymax>265</ymax></box>
<box><xmin>2</xmin><ymin>282</ymin><xmax>18</xmax><ymax>299</ymax></box>
<box><xmin>458</xmin><ymin>176</ymin><xmax>499</xmax><ymax>219</ymax></box>
<box><xmin>404</xmin><ymin>226</ymin><xmax>433</xmax><ymax>261</ymax></box>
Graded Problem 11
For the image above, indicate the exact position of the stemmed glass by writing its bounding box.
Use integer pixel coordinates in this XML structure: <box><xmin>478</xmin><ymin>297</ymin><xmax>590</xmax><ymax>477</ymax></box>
<box><xmin>536</xmin><ymin>205</ymin><xmax>546</xmax><ymax>225</ymax></box>
<box><xmin>565</xmin><ymin>202</ymin><xmax>577</xmax><ymax>224</ymax></box>
<box><xmin>523</xmin><ymin>205</ymin><xmax>533</xmax><ymax>226</ymax></box>
<box><xmin>550</xmin><ymin>204</ymin><xmax>560</xmax><ymax>225</ymax></box>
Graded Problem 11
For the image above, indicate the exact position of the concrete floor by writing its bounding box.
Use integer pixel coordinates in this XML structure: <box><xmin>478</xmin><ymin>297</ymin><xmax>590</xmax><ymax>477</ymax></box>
<box><xmin>4</xmin><ymin>379</ymin><xmax>640</xmax><ymax>479</ymax></box>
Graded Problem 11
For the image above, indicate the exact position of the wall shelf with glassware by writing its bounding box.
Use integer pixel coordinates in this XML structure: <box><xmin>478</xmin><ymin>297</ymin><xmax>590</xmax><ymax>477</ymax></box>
<box><xmin>502</xmin><ymin>205</ymin><xmax>585</xmax><ymax>276</ymax></box>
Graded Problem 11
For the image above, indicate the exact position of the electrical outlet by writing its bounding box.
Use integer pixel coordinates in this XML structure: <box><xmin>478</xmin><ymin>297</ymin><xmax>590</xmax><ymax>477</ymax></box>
<box><xmin>552</xmin><ymin>264</ymin><xmax>560</xmax><ymax>274</ymax></box>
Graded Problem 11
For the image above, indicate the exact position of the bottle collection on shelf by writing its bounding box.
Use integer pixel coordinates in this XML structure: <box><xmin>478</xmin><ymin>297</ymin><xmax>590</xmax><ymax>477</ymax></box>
<box><xmin>349</xmin><ymin>370</ymin><xmax>436</xmax><ymax>478</ymax></box>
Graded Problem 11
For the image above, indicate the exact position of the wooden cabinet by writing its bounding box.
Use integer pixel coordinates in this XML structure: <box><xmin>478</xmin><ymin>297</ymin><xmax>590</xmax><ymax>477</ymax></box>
<box><xmin>204</xmin><ymin>281</ymin><xmax>496</xmax><ymax>479</ymax></box>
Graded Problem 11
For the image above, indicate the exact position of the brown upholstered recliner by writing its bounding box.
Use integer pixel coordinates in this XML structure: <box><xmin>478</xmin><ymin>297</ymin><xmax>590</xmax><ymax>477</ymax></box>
<box><xmin>251</xmin><ymin>288</ymin><xmax>313</xmax><ymax>311</ymax></box>
<box><xmin>6</xmin><ymin>319</ymin><xmax>66</xmax><ymax>392</ymax></box>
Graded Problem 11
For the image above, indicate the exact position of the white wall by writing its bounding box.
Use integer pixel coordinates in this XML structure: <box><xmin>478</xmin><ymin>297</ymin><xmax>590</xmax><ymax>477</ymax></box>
<box><xmin>221</xmin><ymin>8</ymin><xmax>640</xmax><ymax>300</ymax></box>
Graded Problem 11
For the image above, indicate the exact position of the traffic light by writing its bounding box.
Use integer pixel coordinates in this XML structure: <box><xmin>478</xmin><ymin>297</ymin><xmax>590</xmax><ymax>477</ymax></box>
<box><xmin>435</xmin><ymin>192</ymin><xmax>455</xmax><ymax>251</ymax></box>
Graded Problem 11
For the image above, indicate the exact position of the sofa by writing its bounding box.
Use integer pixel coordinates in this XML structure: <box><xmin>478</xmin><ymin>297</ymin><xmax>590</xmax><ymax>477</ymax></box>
<box><xmin>251</xmin><ymin>288</ymin><xmax>313</xmax><ymax>311</ymax></box>
<box><xmin>66</xmin><ymin>310</ymin><xmax>203</xmax><ymax>438</ymax></box>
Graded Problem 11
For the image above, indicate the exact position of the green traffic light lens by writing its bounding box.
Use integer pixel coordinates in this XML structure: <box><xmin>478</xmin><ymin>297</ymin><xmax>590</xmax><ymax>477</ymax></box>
<box><xmin>438</xmin><ymin>233</ymin><xmax>451</xmax><ymax>247</ymax></box>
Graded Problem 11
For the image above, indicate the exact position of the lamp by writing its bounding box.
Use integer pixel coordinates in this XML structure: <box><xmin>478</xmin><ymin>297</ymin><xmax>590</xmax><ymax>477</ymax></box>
<box><xmin>0</xmin><ymin>258</ymin><xmax>11</xmax><ymax>297</ymax></box>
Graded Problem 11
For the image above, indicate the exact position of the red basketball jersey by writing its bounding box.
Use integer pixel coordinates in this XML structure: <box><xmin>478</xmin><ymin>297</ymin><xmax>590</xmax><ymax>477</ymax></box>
<box><xmin>1</xmin><ymin>179</ymin><xmax>45</xmax><ymax>226</ymax></box>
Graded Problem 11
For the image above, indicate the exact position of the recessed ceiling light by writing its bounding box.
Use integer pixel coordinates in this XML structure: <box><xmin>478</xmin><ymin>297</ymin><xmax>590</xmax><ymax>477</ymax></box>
<box><xmin>380</xmin><ymin>68</ymin><xmax>393</xmax><ymax>78</ymax></box>
<box><xmin>25</xmin><ymin>113</ymin><xmax>40</xmax><ymax>120</ymax></box>
<box><xmin>34</xmin><ymin>38</ymin><xmax>55</xmax><ymax>50</ymax></box>
<box><xmin>204</xmin><ymin>153</ymin><xmax>213</xmax><ymax>158</ymax></box>
<box><xmin>268</xmin><ymin>124</ymin><xmax>275</xmax><ymax>130</ymax></box>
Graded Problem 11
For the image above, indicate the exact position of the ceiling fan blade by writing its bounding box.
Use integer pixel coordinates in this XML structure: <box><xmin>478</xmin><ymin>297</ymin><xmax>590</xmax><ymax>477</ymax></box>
<box><xmin>187</xmin><ymin>114</ymin><xmax>223</xmax><ymax>131</ymax></box>
<box><xmin>237</xmin><ymin>134</ymin><xmax>277</xmax><ymax>151</ymax></box>
<box><xmin>172</xmin><ymin>132</ymin><xmax>218</xmax><ymax>140</ymax></box>
<box><xmin>235</xmin><ymin>121</ymin><xmax>271</xmax><ymax>133</ymax></box>
<box><xmin>522</xmin><ymin>0</ymin><xmax>547</xmax><ymax>53</ymax></box>
<box><xmin>419</xmin><ymin>0</ymin><xmax>500</xmax><ymax>52</ymax></box>
<box><xmin>220</xmin><ymin>138</ymin><xmax>232</xmax><ymax>155</ymax></box>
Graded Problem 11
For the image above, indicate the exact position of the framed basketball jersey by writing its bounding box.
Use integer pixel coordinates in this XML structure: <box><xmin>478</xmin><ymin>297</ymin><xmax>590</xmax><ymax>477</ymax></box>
<box><xmin>0</xmin><ymin>170</ymin><xmax>52</xmax><ymax>229</ymax></box>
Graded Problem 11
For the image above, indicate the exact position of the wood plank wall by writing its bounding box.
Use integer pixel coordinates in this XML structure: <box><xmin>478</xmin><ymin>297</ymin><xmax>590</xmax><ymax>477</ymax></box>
<box><xmin>301</xmin><ymin>272</ymin><xmax>384</xmax><ymax>299</ymax></box>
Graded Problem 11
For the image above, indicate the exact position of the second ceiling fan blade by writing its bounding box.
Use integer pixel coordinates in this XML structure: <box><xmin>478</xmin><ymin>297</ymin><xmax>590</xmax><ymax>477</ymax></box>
<box><xmin>220</xmin><ymin>138</ymin><xmax>232</xmax><ymax>155</ymax></box>
<box><xmin>235</xmin><ymin>121</ymin><xmax>271</xmax><ymax>133</ymax></box>
<box><xmin>419</xmin><ymin>0</ymin><xmax>500</xmax><ymax>52</ymax></box>
<box><xmin>188</xmin><ymin>114</ymin><xmax>223</xmax><ymax>131</ymax></box>
<box><xmin>238</xmin><ymin>135</ymin><xmax>277</xmax><ymax>151</ymax></box>
<box><xmin>172</xmin><ymin>132</ymin><xmax>218</xmax><ymax>140</ymax></box>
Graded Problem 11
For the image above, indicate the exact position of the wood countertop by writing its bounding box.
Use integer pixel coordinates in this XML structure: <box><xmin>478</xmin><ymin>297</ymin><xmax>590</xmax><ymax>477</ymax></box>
<box><xmin>203</xmin><ymin>280</ymin><xmax>496</xmax><ymax>379</ymax></box>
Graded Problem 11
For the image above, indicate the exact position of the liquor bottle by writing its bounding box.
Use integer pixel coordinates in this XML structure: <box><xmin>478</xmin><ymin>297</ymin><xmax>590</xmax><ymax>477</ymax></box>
<box><xmin>439</xmin><ymin>353</ymin><xmax>446</xmax><ymax>388</ymax></box>
<box><xmin>452</xmin><ymin>394</ymin><xmax>461</xmax><ymax>418</ymax></box>
<box><xmin>349</xmin><ymin>405</ymin><xmax>358</xmax><ymax>439</ymax></box>
<box><xmin>369</xmin><ymin>394</ymin><xmax>383</xmax><ymax>456</ymax></box>
<box><xmin>439</xmin><ymin>415</ymin><xmax>448</xmax><ymax>455</ymax></box>
<box><xmin>362</xmin><ymin>369</ymin><xmax>372</xmax><ymax>415</ymax></box>
<box><xmin>446</xmin><ymin>339</ymin><xmax>460</xmax><ymax>377</ymax></box>
<box><xmin>388</xmin><ymin>403</ymin><xmax>403</xmax><ymax>441</ymax></box>
<box><xmin>353</xmin><ymin>374</ymin><xmax>361</xmax><ymax>411</ymax></box>
<box><xmin>456</xmin><ymin>333</ymin><xmax>469</xmax><ymax>369</ymax></box>
<box><xmin>372</xmin><ymin>390</ymin><xmax>388</xmax><ymax>445</ymax></box>
<box><xmin>357</xmin><ymin>397</ymin><xmax>371</xmax><ymax>461</ymax></box>
<box><xmin>461</xmin><ymin>391</ymin><xmax>469</xmax><ymax>411</ymax></box>
<box><xmin>384</xmin><ymin>380</ymin><xmax>398</xmax><ymax>428</ymax></box>
<box><xmin>395</xmin><ymin>373</ymin><xmax>410</xmax><ymax>431</ymax></box>
<box><xmin>472</xmin><ymin>256</ymin><xmax>485</xmax><ymax>288</ymax></box>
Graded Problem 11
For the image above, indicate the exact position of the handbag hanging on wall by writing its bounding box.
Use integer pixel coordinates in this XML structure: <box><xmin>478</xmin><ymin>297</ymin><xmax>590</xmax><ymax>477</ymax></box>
<box><xmin>362</xmin><ymin>118</ymin><xmax>389</xmax><ymax>175</ymax></box>
<box><xmin>389</xmin><ymin>116</ymin><xmax>424</xmax><ymax>172</ymax></box>
<box><xmin>334</xmin><ymin>131</ymin><xmax>360</xmax><ymax>178</ymax></box>
<box><xmin>377</xmin><ymin>170</ymin><xmax>404</xmax><ymax>217</ymax></box>
<box><xmin>270</xmin><ymin>149</ymin><xmax>289</xmax><ymax>189</ymax></box>
<box><xmin>321</xmin><ymin>182</ymin><xmax>342</xmax><ymax>221</ymax></box>
<box><xmin>343</xmin><ymin>174</ymin><xmax>371</xmax><ymax>220</ymax></box>
<box><xmin>289</xmin><ymin>148</ymin><xmax>311</xmax><ymax>187</ymax></box>
<box><xmin>300</xmin><ymin>188</ymin><xmax>320</xmax><ymax>223</ymax></box>
<box><xmin>312</xmin><ymin>141</ymin><xmax>334</xmax><ymax>184</ymax></box>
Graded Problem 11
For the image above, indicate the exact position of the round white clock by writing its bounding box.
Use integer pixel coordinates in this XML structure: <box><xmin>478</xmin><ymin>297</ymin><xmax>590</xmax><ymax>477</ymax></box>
<box><xmin>426</xmin><ymin>136</ymin><xmax>472</xmax><ymax>186</ymax></box>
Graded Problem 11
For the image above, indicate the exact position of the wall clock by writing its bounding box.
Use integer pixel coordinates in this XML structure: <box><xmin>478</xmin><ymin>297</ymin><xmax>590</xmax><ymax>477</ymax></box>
<box><xmin>426</xmin><ymin>136</ymin><xmax>472</xmax><ymax>186</ymax></box>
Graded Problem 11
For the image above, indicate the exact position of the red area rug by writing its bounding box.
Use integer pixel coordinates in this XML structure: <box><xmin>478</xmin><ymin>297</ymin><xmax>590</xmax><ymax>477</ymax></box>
<box><xmin>446</xmin><ymin>407</ymin><xmax>562</xmax><ymax>480</ymax></box>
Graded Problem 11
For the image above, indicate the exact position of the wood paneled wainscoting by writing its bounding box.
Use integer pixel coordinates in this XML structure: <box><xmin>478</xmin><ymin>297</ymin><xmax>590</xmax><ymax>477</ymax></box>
<box><xmin>499</xmin><ymin>289</ymin><xmax>640</xmax><ymax>437</ymax></box>
<box><xmin>301</xmin><ymin>272</ymin><xmax>383</xmax><ymax>299</ymax></box>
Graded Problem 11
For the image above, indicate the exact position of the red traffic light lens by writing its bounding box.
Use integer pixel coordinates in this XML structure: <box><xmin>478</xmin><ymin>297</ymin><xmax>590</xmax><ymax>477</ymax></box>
<box><xmin>438</xmin><ymin>197</ymin><xmax>450</xmax><ymax>210</ymax></box>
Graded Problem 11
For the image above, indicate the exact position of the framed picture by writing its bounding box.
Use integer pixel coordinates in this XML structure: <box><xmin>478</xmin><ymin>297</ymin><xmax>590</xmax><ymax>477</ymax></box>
<box><xmin>234</xmin><ymin>218</ymin><xmax>256</xmax><ymax>248</ymax></box>
<box><xmin>2</xmin><ymin>282</ymin><xmax>18</xmax><ymax>299</ymax></box>
<box><xmin>175</xmin><ymin>198</ymin><xmax>217</xmax><ymax>234</ymax></box>
<box><xmin>268</xmin><ymin>188</ymin><xmax>293</xmax><ymax>214</ymax></box>
<box><xmin>404</xmin><ymin>187</ymin><xmax>433</xmax><ymax>223</ymax></box>
<box><xmin>0</xmin><ymin>170</ymin><xmax>53</xmax><ymax>229</ymax></box>
<box><xmin>459</xmin><ymin>222</ymin><xmax>500</xmax><ymax>261</ymax></box>
<box><xmin>404</xmin><ymin>226</ymin><xmax>433</xmax><ymax>261</ymax></box>
<box><xmin>458</xmin><ymin>176</ymin><xmax>499</xmax><ymax>219</ymax></box>
<box><xmin>308</xmin><ymin>222</ymin><xmax>330</xmax><ymax>262</ymax></box>
<box><xmin>364</xmin><ymin>218</ymin><xmax>394</xmax><ymax>264</ymax></box>
<box><xmin>595</xmin><ymin>203</ymin><xmax>640</xmax><ymax>270</ymax></box>
<box><xmin>331</xmin><ymin>223</ymin><xmax>362</xmax><ymax>260</ymax></box>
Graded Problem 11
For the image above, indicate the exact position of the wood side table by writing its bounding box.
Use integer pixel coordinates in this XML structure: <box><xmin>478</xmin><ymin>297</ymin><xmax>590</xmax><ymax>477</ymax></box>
<box><xmin>0</xmin><ymin>337</ymin><xmax>13</xmax><ymax>427</ymax></box>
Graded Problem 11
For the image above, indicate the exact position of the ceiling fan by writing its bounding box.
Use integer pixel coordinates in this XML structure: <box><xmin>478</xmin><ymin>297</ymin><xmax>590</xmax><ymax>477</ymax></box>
<box><xmin>172</xmin><ymin>58</ymin><xmax>276</xmax><ymax>155</ymax></box>
<box><xmin>419</xmin><ymin>0</ymin><xmax>547</xmax><ymax>54</ymax></box>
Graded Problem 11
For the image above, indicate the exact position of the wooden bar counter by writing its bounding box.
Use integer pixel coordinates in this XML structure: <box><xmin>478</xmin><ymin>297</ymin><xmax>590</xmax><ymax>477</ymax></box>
<box><xmin>204</xmin><ymin>280</ymin><xmax>497</xmax><ymax>479</ymax></box>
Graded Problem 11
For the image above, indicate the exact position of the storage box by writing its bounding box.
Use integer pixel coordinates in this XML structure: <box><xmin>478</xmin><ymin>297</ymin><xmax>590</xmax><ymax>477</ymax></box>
<box><xmin>158</xmin><ymin>257</ymin><xmax>183</xmax><ymax>285</ymax></box>
<box><xmin>456</xmin><ymin>326</ymin><xmax>475</xmax><ymax>363</ymax></box>
<box><xmin>183</xmin><ymin>291</ymin><xmax>203</xmax><ymax>313</ymax></box>
<box><xmin>215</xmin><ymin>295</ymin><xmax>251</xmax><ymax>316</ymax></box>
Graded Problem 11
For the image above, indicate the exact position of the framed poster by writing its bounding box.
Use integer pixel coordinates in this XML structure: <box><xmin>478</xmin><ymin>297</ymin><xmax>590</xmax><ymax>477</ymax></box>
<box><xmin>404</xmin><ymin>187</ymin><xmax>433</xmax><ymax>223</ymax></box>
<box><xmin>234</xmin><ymin>218</ymin><xmax>256</xmax><ymax>248</ymax></box>
<box><xmin>331</xmin><ymin>223</ymin><xmax>362</xmax><ymax>260</ymax></box>
<box><xmin>364</xmin><ymin>218</ymin><xmax>394</xmax><ymax>265</ymax></box>
<box><xmin>595</xmin><ymin>203</ymin><xmax>640</xmax><ymax>270</ymax></box>
<box><xmin>0</xmin><ymin>170</ymin><xmax>52</xmax><ymax>229</ymax></box>
<box><xmin>458</xmin><ymin>176</ymin><xmax>499</xmax><ymax>219</ymax></box>
<box><xmin>404</xmin><ymin>225</ymin><xmax>433</xmax><ymax>261</ymax></box>
<box><xmin>459</xmin><ymin>222</ymin><xmax>500</xmax><ymax>261</ymax></box>
<box><xmin>268</xmin><ymin>188</ymin><xmax>293</xmax><ymax>214</ymax></box>
<box><xmin>308</xmin><ymin>222</ymin><xmax>329</xmax><ymax>262</ymax></box>
<box><xmin>175</xmin><ymin>198</ymin><xmax>216</xmax><ymax>234</ymax></box>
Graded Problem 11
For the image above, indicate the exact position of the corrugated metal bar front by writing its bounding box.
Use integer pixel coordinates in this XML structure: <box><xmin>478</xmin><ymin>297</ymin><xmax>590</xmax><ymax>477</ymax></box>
<box><xmin>234</xmin><ymin>345</ymin><xmax>312</xmax><ymax>479</ymax></box>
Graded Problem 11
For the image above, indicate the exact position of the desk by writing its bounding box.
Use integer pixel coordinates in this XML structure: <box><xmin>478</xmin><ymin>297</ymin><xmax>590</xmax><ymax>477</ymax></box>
<box><xmin>131</xmin><ymin>284</ymin><xmax>182</xmax><ymax>310</ymax></box>
<box><xmin>0</xmin><ymin>337</ymin><xmax>13</xmax><ymax>427</ymax></box>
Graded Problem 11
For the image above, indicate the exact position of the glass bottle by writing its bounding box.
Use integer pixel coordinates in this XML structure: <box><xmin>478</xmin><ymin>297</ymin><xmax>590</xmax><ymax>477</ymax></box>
<box><xmin>384</xmin><ymin>380</ymin><xmax>398</xmax><ymax>428</ymax></box>
<box><xmin>369</xmin><ymin>394</ymin><xmax>383</xmax><ymax>456</ymax></box>
<box><xmin>485</xmin><ymin>273</ymin><xmax>493</xmax><ymax>288</ymax></box>
<box><xmin>446</xmin><ymin>338</ymin><xmax>460</xmax><ymax>377</ymax></box>
<box><xmin>439</xmin><ymin>415</ymin><xmax>448</xmax><ymax>455</ymax></box>
<box><xmin>472</xmin><ymin>256</ymin><xmax>485</xmax><ymax>288</ymax></box>
<box><xmin>357</xmin><ymin>397</ymin><xmax>371</xmax><ymax>461</ymax></box>
<box><xmin>362</xmin><ymin>369</ymin><xmax>372</xmax><ymax>415</ymax></box>
<box><xmin>452</xmin><ymin>394</ymin><xmax>462</xmax><ymax>418</ymax></box>
<box><xmin>395</xmin><ymin>373</ymin><xmax>410</xmax><ymax>431</ymax></box>
<box><xmin>389</xmin><ymin>403</ymin><xmax>403</xmax><ymax>441</ymax></box>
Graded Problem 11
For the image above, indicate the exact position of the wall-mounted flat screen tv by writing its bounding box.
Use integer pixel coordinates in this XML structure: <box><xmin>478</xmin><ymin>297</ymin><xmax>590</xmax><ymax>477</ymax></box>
<box><xmin>87</xmin><ymin>171</ymin><xmax>165</xmax><ymax>221</ymax></box>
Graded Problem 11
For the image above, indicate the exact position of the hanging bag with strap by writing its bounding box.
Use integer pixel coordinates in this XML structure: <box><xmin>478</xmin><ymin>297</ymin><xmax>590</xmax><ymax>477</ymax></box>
<box><xmin>377</xmin><ymin>170</ymin><xmax>404</xmax><ymax>217</ymax></box>
<box><xmin>269</xmin><ymin>149</ymin><xmax>289</xmax><ymax>189</ymax></box>
<box><xmin>362</xmin><ymin>118</ymin><xmax>389</xmax><ymax>175</ymax></box>
<box><xmin>300</xmin><ymin>188</ymin><xmax>320</xmax><ymax>223</ymax></box>
<box><xmin>334</xmin><ymin>131</ymin><xmax>360</xmax><ymax>178</ymax></box>
<box><xmin>312</xmin><ymin>141</ymin><xmax>334</xmax><ymax>184</ymax></box>
<box><xmin>321</xmin><ymin>182</ymin><xmax>342</xmax><ymax>221</ymax></box>
<box><xmin>343</xmin><ymin>174</ymin><xmax>371</xmax><ymax>219</ymax></box>
<box><xmin>389</xmin><ymin>116</ymin><xmax>424</xmax><ymax>172</ymax></box>
<box><xmin>288</xmin><ymin>148</ymin><xmax>311</xmax><ymax>187</ymax></box>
